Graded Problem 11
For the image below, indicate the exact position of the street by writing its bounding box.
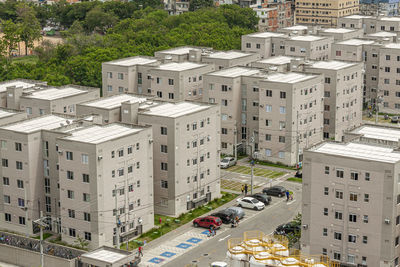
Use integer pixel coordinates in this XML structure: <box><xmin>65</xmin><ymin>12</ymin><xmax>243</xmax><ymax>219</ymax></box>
<box><xmin>163</xmin><ymin>181</ymin><xmax>302</xmax><ymax>267</ymax></box>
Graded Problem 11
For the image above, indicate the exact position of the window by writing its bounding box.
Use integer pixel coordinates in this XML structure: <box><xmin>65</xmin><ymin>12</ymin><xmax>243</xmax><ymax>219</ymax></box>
<box><xmin>280</xmin><ymin>91</ymin><xmax>286</xmax><ymax>99</ymax></box>
<box><xmin>161</xmin><ymin>162</ymin><xmax>168</xmax><ymax>171</ymax></box>
<box><xmin>118</xmin><ymin>168</ymin><xmax>124</xmax><ymax>176</ymax></box>
<box><xmin>83</xmin><ymin>174</ymin><xmax>89</xmax><ymax>183</ymax></box>
<box><xmin>265</xmin><ymin>134</ymin><xmax>271</xmax><ymax>141</ymax></box>
<box><xmin>3</xmin><ymin>195</ymin><xmax>10</xmax><ymax>204</ymax></box>
<box><xmin>348</xmin><ymin>235</ymin><xmax>356</xmax><ymax>243</ymax></box>
<box><xmin>19</xmin><ymin>216</ymin><xmax>25</xmax><ymax>225</ymax></box>
<box><xmin>168</xmin><ymin>93</ymin><xmax>174</xmax><ymax>99</ymax></box>
<box><xmin>67</xmin><ymin>171</ymin><xmax>74</xmax><ymax>180</ymax></box>
<box><xmin>363</xmin><ymin>215</ymin><xmax>368</xmax><ymax>223</ymax></box>
<box><xmin>221</xmin><ymin>85</ymin><xmax>228</xmax><ymax>92</ymax></box>
<box><xmin>84</xmin><ymin>232</ymin><xmax>91</xmax><ymax>241</ymax></box>
<box><xmin>83</xmin><ymin>193</ymin><xmax>90</xmax><ymax>202</ymax></box>
<box><xmin>81</xmin><ymin>154</ymin><xmax>88</xmax><ymax>164</ymax></box>
<box><xmin>350</xmin><ymin>192</ymin><xmax>357</xmax><ymax>201</ymax></box>
<box><xmin>350</xmin><ymin>172</ymin><xmax>358</xmax><ymax>180</ymax></box>
<box><xmin>335</xmin><ymin>211</ymin><xmax>343</xmax><ymax>220</ymax></box>
<box><xmin>18</xmin><ymin>198</ymin><xmax>25</xmax><ymax>207</ymax></box>
<box><xmin>265</xmin><ymin>105</ymin><xmax>272</xmax><ymax>112</ymax></box>
<box><xmin>349</xmin><ymin>213</ymin><xmax>357</xmax><ymax>222</ymax></box>
<box><xmin>111</xmin><ymin>151</ymin><xmax>115</xmax><ymax>158</ymax></box>
<box><xmin>161</xmin><ymin>180</ymin><xmax>168</xmax><ymax>188</ymax></box>
<box><xmin>246</xmin><ymin>43</ymin><xmax>251</xmax><ymax>48</ymax></box>
<box><xmin>386</xmin><ymin>55</ymin><xmax>391</xmax><ymax>60</ymax></box>
<box><xmin>279</xmin><ymin>136</ymin><xmax>285</xmax><ymax>143</ymax></box>
<box><xmin>279</xmin><ymin>106</ymin><xmax>286</xmax><ymax>114</ymax></box>
<box><xmin>16</xmin><ymin>161</ymin><xmax>23</xmax><ymax>170</ymax></box>
<box><xmin>17</xmin><ymin>179</ymin><xmax>24</xmax><ymax>189</ymax></box>
<box><xmin>266</xmin><ymin>90</ymin><xmax>272</xmax><ymax>97</ymax></box>
<box><xmin>279</xmin><ymin>121</ymin><xmax>285</xmax><ymax>130</ymax></box>
<box><xmin>118</xmin><ymin>149</ymin><xmax>124</xmax><ymax>157</ymax></box>
<box><xmin>265</xmin><ymin>149</ymin><xmax>271</xmax><ymax>157</ymax></box>
<box><xmin>325</xmin><ymin>166</ymin><xmax>329</xmax><ymax>174</ymax></box>
<box><xmin>136</xmin><ymin>143</ymin><xmax>140</xmax><ymax>150</ymax></box>
<box><xmin>323</xmin><ymin>208</ymin><xmax>328</xmax><ymax>216</ymax></box>
<box><xmin>323</xmin><ymin>228</ymin><xmax>328</xmax><ymax>236</ymax></box>
<box><xmin>365</xmin><ymin>172</ymin><xmax>370</xmax><ymax>181</ymax></box>
<box><xmin>334</xmin><ymin>232</ymin><xmax>342</xmax><ymax>240</ymax></box>
<box><xmin>325</xmin><ymin>77</ymin><xmax>331</xmax><ymax>84</ymax></box>
<box><xmin>44</xmin><ymin>178</ymin><xmax>50</xmax><ymax>194</ymax></box>
<box><xmin>168</xmin><ymin>78</ymin><xmax>174</xmax><ymax>85</ymax></box>
<box><xmin>363</xmin><ymin>236</ymin><xmax>368</xmax><ymax>244</ymax></box>
<box><xmin>69</xmin><ymin>228</ymin><xmax>76</xmax><ymax>237</ymax></box>
<box><xmin>68</xmin><ymin>209</ymin><xmax>75</xmax><ymax>218</ymax></box>
<box><xmin>161</xmin><ymin>127</ymin><xmax>167</xmax><ymax>135</ymax></box>
<box><xmin>3</xmin><ymin>177</ymin><xmax>9</xmax><ymax>185</ymax></box>
<box><xmin>66</xmin><ymin>151</ymin><xmax>73</xmax><ymax>161</ymax></box>
<box><xmin>336</xmin><ymin>170</ymin><xmax>344</xmax><ymax>178</ymax></box>
<box><xmin>324</xmin><ymin>187</ymin><xmax>329</xmax><ymax>196</ymax></box>
<box><xmin>26</xmin><ymin>107</ymin><xmax>32</xmax><ymax>115</ymax></box>
<box><xmin>278</xmin><ymin>151</ymin><xmax>285</xmax><ymax>159</ymax></box>
<box><xmin>336</xmin><ymin>51</ymin><xmax>341</xmax><ymax>56</ymax></box>
<box><xmin>67</xmin><ymin>190</ymin><xmax>74</xmax><ymax>199</ymax></box>
<box><xmin>112</xmin><ymin>170</ymin><xmax>115</xmax><ymax>178</ymax></box>
<box><xmin>5</xmin><ymin>213</ymin><xmax>11</xmax><ymax>222</ymax></box>
<box><xmin>221</xmin><ymin>99</ymin><xmax>228</xmax><ymax>106</ymax></box>
<box><xmin>161</xmin><ymin>145</ymin><xmax>168</xmax><ymax>153</ymax></box>
<box><xmin>364</xmin><ymin>193</ymin><xmax>369</xmax><ymax>202</ymax></box>
<box><xmin>15</xmin><ymin>142</ymin><xmax>22</xmax><ymax>151</ymax></box>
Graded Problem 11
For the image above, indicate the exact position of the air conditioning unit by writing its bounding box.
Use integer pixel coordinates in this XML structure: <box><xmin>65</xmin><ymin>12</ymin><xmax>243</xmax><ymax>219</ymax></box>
<box><xmin>260</xmin><ymin>104</ymin><xmax>264</xmax><ymax>108</ymax></box>
<box><xmin>385</xmin><ymin>219</ymin><xmax>390</xmax><ymax>224</ymax></box>
<box><xmin>149</xmin><ymin>139</ymin><xmax>154</xmax><ymax>144</ymax></box>
<box><xmin>302</xmin><ymin>224</ymin><xmax>308</xmax><ymax>230</ymax></box>
<box><xmin>98</xmin><ymin>155</ymin><xmax>103</xmax><ymax>160</ymax></box>
<box><xmin>58</xmin><ymin>150</ymin><xmax>63</xmax><ymax>155</ymax></box>
<box><xmin>228</xmin><ymin>87</ymin><xmax>232</xmax><ymax>91</ymax></box>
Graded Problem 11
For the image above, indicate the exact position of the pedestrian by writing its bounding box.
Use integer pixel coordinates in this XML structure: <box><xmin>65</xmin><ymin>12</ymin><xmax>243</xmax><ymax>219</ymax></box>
<box><xmin>212</xmin><ymin>225</ymin><xmax>217</xmax><ymax>236</ymax></box>
<box><xmin>235</xmin><ymin>216</ymin><xmax>239</xmax><ymax>227</ymax></box>
<box><xmin>285</xmin><ymin>190</ymin><xmax>290</xmax><ymax>201</ymax></box>
<box><xmin>159</xmin><ymin>217</ymin><xmax>162</xmax><ymax>225</ymax></box>
<box><xmin>208</xmin><ymin>228</ymin><xmax>212</xmax><ymax>237</ymax></box>
<box><xmin>241</xmin><ymin>184</ymin><xmax>244</xmax><ymax>195</ymax></box>
<box><xmin>138</xmin><ymin>246</ymin><xmax>143</xmax><ymax>257</ymax></box>
<box><xmin>290</xmin><ymin>193</ymin><xmax>293</xmax><ymax>201</ymax></box>
<box><xmin>244</xmin><ymin>184</ymin><xmax>248</xmax><ymax>195</ymax></box>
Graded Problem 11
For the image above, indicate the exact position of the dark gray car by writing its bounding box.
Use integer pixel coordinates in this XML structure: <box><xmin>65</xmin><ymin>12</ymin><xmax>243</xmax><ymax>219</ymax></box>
<box><xmin>226</xmin><ymin>206</ymin><xmax>245</xmax><ymax>220</ymax></box>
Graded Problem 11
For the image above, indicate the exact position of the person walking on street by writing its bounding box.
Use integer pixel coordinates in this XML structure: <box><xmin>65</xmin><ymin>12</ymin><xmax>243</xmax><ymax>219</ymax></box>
<box><xmin>285</xmin><ymin>190</ymin><xmax>290</xmax><ymax>202</ymax></box>
<box><xmin>235</xmin><ymin>216</ymin><xmax>239</xmax><ymax>227</ymax></box>
<box><xmin>138</xmin><ymin>246</ymin><xmax>143</xmax><ymax>257</ymax></box>
<box><xmin>244</xmin><ymin>184</ymin><xmax>248</xmax><ymax>195</ymax></box>
<box><xmin>241</xmin><ymin>184</ymin><xmax>245</xmax><ymax>195</ymax></box>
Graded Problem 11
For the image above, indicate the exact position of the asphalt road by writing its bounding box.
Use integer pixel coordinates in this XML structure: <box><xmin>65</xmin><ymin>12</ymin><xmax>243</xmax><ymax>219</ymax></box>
<box><xmin>163</xmin><ymin>181</ymin><xmax>302</xmax><ymax>267</ymax></box>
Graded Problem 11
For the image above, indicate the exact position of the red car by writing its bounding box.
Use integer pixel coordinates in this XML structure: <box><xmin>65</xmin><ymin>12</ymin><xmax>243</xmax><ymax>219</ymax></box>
<box><xmin>193</xmin><ymin>216</ymin><xmax>222</xmax><ymax>229</ymax></box>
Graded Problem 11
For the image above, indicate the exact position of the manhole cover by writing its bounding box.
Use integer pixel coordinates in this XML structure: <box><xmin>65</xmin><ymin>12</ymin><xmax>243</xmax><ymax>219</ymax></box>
<box><xmin>203</xmin><ymin>253</ymin><xmax>209</xmax><ymax>256</ymax></box>
<box><xmin>192</xmin><ymin>260</ymin><xmax>198</xmax><ymax>263</ymax></box>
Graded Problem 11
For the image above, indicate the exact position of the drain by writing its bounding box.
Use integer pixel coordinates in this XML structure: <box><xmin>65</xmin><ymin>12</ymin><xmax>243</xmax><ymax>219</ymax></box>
<box><xmin>203</xmin><ymin>253</ymin><xmax>209</xmax><ymax>256</ymax></box>
<box><xmin>192</xmin><ymin>260</ymin><xmax>198</xmax><ymax>263</ymax></box>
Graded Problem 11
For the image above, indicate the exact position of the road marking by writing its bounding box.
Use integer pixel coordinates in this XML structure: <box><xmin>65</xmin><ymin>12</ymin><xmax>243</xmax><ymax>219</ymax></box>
<box><xmin>218</xmin><ymin>234</ymin><xmax>231</xmax><ymax>242</ymax></box>
<box><xmin>286</xmin><ymin>200</ymin><xmax>297</xmax><ymax>205</ymax></box>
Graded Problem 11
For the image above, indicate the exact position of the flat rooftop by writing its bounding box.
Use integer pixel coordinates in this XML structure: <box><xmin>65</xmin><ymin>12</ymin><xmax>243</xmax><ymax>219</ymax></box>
<box><xmin>157</xmin><ymin>47</ymin><xmax>199</xmax><ymax>55</ymax></box>
<box><xmin>310</xmin><ymin>61</ymin><xmax>356</xmax><ymax>70</ymax></box>
<box><xmin>209</xmin><ymin>67</ymin><xmax>260</xmax><ymax>78</ymax></box>
<box><xmin>247</xmin><ymin>32</ymin><xmax>286</xmax><ymax>38</ymax></box>
<box><xmin>343</xmin><ymin>15</ymin><xmax>372</xmax><ymax>19</ymax></box>
<box><xmin>383</xmin><ymin>43</ymin><xmax>400</xmax><ymax>49</ymax></box>
<box><xmin>24</xmin><ymin>87</ymin><xmax>86</xmax><ymax>100</ymax></box>
<box><xmin>82</xmin><ymin>94</ymin><xmax>147</xmax><ymax>109</ymax></box>
<box><xmin>350</xmin><ymin>125</ymin><xmax>400</xmax><ymax>142</ymax></box>
<box><xmin>380</xmin><ymin>17</ymin><xmax>400</xmax><ymax>21</ymax></box>
<box><xmin>336</xmin><ymin>39</ymin><xmax>375</xmax><ymax>46</ymax></box>
<box><xmin>322</xmin><ymin>28</ymin><xmax>356</xmax><ymax>33</ymax></box>
<box><xmin>62</xmin><ymin>124</ymin><xmax>142</xmax><ymax>144</ymax></box>
<box><xmin>282</xmin><ymin>25</ymin><xmax>308</xmax><ymax>31</ymax></box>
<box><xmin>289</xmin><ymin>35</ymin><xmax>325</xmax><ymax>42</ymax></box>
<box><xmin>81</xmin><ymin>247</ymin><xmax>131</xmax><ymax>264</ymax></box>
<box><xmin>0</xmin><ymin>109</ymin><xmax>15</xmax><ymax>119</ymax></box>
<box><xmin>106</xmin><ymin>56</ymin><xmax>158</xmax><ymax>67</ymax></box>
<box><xmin>256</xmin><ymin>56</ymin><xmax>300</xmax><ymax>65</ymax></box>
<box><xmin>157</xmin><ymin>62</ymin><xmax>206</xmax><ymax>71</ymax></box>
<box><xmin>367</xmin><ymin>31</ymin><xmax>397</xmax><ymax>37</ymax></box>
<box><xmin>265</xmin><ymin>72</ymin><xmax>316</xmax><ymax>84</ymax></box>
<box><xmin>141</xmin><ymin>102</ymin><xmax>210</xmax><ymax>118</ymax></box>
<box><xmin>206</xmin><ymin>51</ymin><xmax>251</xmax><ymax>60</ymax></box>
<box><xmin>311</xmin><ymin>142</ymin><xmax>400</xmax><ymax>163</ymax></box>
<box><xmin>0</xmin><ymin>81</ymin><xmax>36</xmax><ymax>93</ymax></box>
<box><xmin>1</xmin><ymin>115</ymin><xmax>68</xmax><ymax>133</ymax></box>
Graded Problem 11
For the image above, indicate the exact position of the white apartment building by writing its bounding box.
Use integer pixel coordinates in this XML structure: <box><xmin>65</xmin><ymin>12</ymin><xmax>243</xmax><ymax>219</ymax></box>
<box><xmin>0</xmin><ymin>109</ymin><xmax>27</xmax><ymax>126</ymax></box>
<box><xmin>304</xmin><ymin>61</ymin><xmax>363</xmax><ymax>141</ymax></box>
<box><xmin>58</xmin><ymin>123</ymin><xmax>154</xmax><ymax>249</ymax></box>
<box><xmin>331</xmin><ymin>39</ymin><xmax>375</xmax><ymax>62</ymax></box>
<box><xmin>0</xmin><ymin>79</ymin><xmax>46</xmax><ymax>108</ymax></box>
<box><xmin>316</xmin><ymin>28</ymin><xmax>364</xmax><ymax>41</ymax></box>
<box><xmin>201</xmin><ymin>50</ymin><xmax>260</xmax><ymax>70</ymax></box>
<box><xmin>302</xmin><ymin>133</ymin><xmax>400</xmax><ymax>266</ymax></box>
<box><xmin>241</xmin><ymin>32</ymin><xmax>288</xmax><ymax>59</ymax></box>
<box><xmin>284</xmin><ymin>35</ymin><xmax>332</xmax><ymax>60</ymax></box>
<box><xmin>102</xmin><ymin>57</ymin><xmax>160</xmax><ymax>97</ymax></box>
<box><xmin>149</xmin><ymin>62</ymin><xmax>214</xmax><ymax>101</ymax></box>
<box><xmin>138</xmin><ymin>102</ymin><xmax>220</xmax><ymax>216</ymax></box>
<box><xmin>251</xmin><ymin>56</ymin><xmax>302</xmax><ymax>72</ymax></box>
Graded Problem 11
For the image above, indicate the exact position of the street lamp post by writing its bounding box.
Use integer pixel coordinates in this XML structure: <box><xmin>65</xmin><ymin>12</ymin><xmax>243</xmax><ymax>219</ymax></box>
<box><xmin>250</xmin><ymin>134</ymin><xmax>255</xmax><ymax>195</ymax></box>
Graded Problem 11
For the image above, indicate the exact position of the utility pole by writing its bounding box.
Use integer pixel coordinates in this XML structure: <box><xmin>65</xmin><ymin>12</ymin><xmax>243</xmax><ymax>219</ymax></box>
<box><xmin>234</xmin><ymin>128</ymin><xmax>238</xmax><ymax>161</ymax></box>
<box><xmin>295</xmin><ymin>111</ymin><xmax>299</xmax><ymax>167</ymax></box>
<box><xmin>34</xmin><ymin>211</ymin><xmax>48</xmax><ymax>267</ymax></box>
<box><xmin>250</xmin><ymin>134</ymin><xmax>255</xmax><ymax>195</ymax></box>
<box><xmin>114</xmin><ymin>185</ymin><xmax>120</xmax><ymax>249</ymax></box>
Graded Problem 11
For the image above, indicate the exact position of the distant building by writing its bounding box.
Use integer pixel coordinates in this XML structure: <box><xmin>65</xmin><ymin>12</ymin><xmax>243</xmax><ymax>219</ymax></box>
<box><xmin>360</xmin><ymin>0</ymin><xmax>399</xmax><ymax>16</ymax></box>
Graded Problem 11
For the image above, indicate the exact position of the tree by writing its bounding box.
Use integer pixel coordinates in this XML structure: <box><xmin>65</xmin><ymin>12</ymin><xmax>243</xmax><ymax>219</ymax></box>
<box><xmin>286</xmin><ymin>213</ymin><xmax>302</xmax><ymax>248</ymax></box>
<box><xmin>84</xmin><ymin>6</ymin><xmax>117</xmax><ymax>34</ymax></box>
<box><xmin>16</xmin><ymin>3</ymin><xmax>42</xmax><ymax>56</ymax></box>
<box><xmin>74</xmin><ymin>235</ymin><xmax>89</xmax><ymax>250</ymax></box>
<box><xmin>189</xmin><ymin>0</ymin><xmax>214</xmax><ymax>11</ymax></box>
<box><xmin>0</xmin><ymin>19</ymin><xmax>20</xmax><ymax>58</ymax></box>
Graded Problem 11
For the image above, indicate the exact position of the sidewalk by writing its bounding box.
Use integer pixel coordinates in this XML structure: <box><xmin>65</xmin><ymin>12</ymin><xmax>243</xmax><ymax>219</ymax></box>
<box><xmin>237</xmin><ymin>158</ymin><xmax>296</xmax><ymax>174</ymax></box>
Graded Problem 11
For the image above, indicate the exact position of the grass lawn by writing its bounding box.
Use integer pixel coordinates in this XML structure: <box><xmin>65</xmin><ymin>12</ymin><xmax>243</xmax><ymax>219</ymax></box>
<box><xmin>120</xmin><ymin>191</ymin><xmax>238</xmax><ymax>251</ymax></box>
<box><xmin>220</xmin><ymin>179</ymin><xmax>259</xmax><ymax>192</ymax></box>
<box><xmin>33</xmin><ymin>233</ymin><xmax>52</xmax><ymax>240</ymax></box>
<box><xmin>252</xmin><ymin>160</ymin><xmax>298</xmax><ymax>170</ymax></box>
<box><xmin>226</xmin><ymin>165</ymin><xmax>285</xmax><ymax>179</ymax></box>
<box><xmin>287</xmin><ymin>177</ymin><xmax>302</xmax><ymax>183</ymax></box>
<box><xmin>12</xmin><ymin>55</ymin><xmax>38</xmax><ymax>65</ymax></box>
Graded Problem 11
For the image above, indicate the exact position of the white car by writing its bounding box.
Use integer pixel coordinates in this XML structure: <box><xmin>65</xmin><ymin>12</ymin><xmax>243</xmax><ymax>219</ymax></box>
<box><xmin>236</xmin><ymin>197</ymin><xmax>265</xmax><ymax>210</ymax></box>
<box><xmin>220</xmin><ymin>157</ymin><xmax>236</xmax><ymax>169</ymax></box>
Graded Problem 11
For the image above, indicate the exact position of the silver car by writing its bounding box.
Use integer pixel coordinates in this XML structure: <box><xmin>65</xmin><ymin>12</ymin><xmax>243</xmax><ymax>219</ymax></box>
<box><xmin>220</xmin><ymin>157</ymin><xmax>236</xmax><ymax>169</ymax></box>
<box><xmin>226</xmin><ymin>206</ymin><xmax>245</xmax><ymax>220</ymax></box>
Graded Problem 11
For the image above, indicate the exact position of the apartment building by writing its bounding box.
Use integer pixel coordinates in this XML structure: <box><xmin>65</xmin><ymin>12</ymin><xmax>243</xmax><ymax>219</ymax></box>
<box><xmin>295</xmin><ymin>0</ymin><xmax>359</xmax><ymax>26</ymax></box>
<box><xmin>137</xmin><ymin>102</ymin><xmax>221</xmax><ymax>216</ymax></box>
<box><xmin>257</xmin><ymin>72</ymin><xmax>324</xmax><ymax>165</ymax></box>
<box><xmin>201</xmin><ymin>51</ymin><xmax>260</xmax><ymax>70</ymax></box>
<box><xmin>317</xmin><ymin>28</ymin><xmax>364</xmax><ymax>41</ymax></box>
<box><xmin>302</xmin><ymin>136</ymin><xmax>400</xmax><ymax>266</ymax></box>
<box><xmin>360</xmin><ymin>0</ymin><xmax>399</xmax><ymax>16</ymax></box>
<box><xmin>76</xmin><ymin>94</ymin><xmax>147</xmax><ymax>124</ymax></box>
<box><xmin>278</xmin><ymin>25</ymin><xmax>310</xmax><ymax>35</ymax></box>
<box><xmin>284</xmin><ymin>35</ymin><xmax>332</xmax><ymax>60</ymax></box>
<box><xmin>102</xmin><ymin>57</ymin><xmax>160</xmax><ymax>97</ymax></box>
<box><xmin>303</xmin><ymin>61</ymin><xmax>363</xmax><ymax>141</ymax></box>
<box><xmin>58</xmin><ymin>123</ymin><xmax>154</xmax><ymax>249</ymax></box>
<box><xmin>241</xmin><ymin>32</ymin><xmax>288</xmax><ymax>59</ymax></box>
<box><xmin>251</xmin><ymin>6</ymin><xmax>279</xmax><ymax>32</ymax></box>
<box><xmin>263</xmin><ymin>0</ymin><xmax>294</xmax><ymax>30</ymax></box>
<box><xmin>365</xmin><ymin>31</ymin><xmax>397</xmax><ymax>41</ymax></box>
<box><xmin>0</xmin><ymin>109</ymin><xmax>27</xmax><ymax>126</ymax></box>
<box><xmin>337</xmin><ymin>14</ymin><xmax>373</xmax><ymax>29</ymax></box>
<box><xmin>149</xmin><ymin>62</ymin><xmax>214</xmax><ymax>101</ymax></box>
<box><xmin>0</xmin><ymin>79</ymin><xmax>46</xmax><ymax>108</ymax></box>
<box><xmin>331</xmin><ymin>39</ymin><xmax>374</xmax><ymax>62</ymax></box>
<box><xmin>251</xmin><ymin>56</ymin><xmax>301</xmax><ymax>72</ymax></box>
<box><xmin>154</xmin><ymin>46</ymin><xmax>210</xmax><ymax>63</ymax></box>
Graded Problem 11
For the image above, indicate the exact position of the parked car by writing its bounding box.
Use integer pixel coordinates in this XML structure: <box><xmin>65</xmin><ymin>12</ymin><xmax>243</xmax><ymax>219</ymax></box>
<box><xmin>193</xmin><ymin>216</ymin><xmax>222</xmax><ymax>229</ymax></box>
<box><xmin>237</xmin><ymin>197</ymin><xmax>265</xmax><ymax>210</ymax></box>
<box><xmin>220</xmin><ymin>157</ymin><xmax>236</xmax><ymax>169</ymax></box>
<box><xmin>392</xmin><ymin>116</ymin><xmax>400</xmax><ymax>123</ymax></box>
<box><xmin>226</xmin><ymin>206</ymin><xmax>245</xmax><ymax>220</ymax></box>
<box><xmin>211</xmin><ymin>209</ymin><xmax>235</xmax><ymax>224</ymax></box>
<box><xmin>263</xmin><ymin>186</ymin><xmax>287</xmax><ymax>197</ymax></box>
<box><xmin>274</xmin><ymin>222</ymin><xmax>301</xmax><ymax>235</ymax></box>
<box><xmin>249</xmin><ymin>193</ymin><xmax>271</xmax><ymax>205</ymax></box>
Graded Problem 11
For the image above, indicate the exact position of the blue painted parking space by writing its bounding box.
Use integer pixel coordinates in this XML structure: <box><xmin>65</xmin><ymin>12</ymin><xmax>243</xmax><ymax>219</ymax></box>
<box><xmin>148</xmin><ymin>257</ymin><xmax>165</xmax><ymax>264</ymax></box>
<box><xmin>176</xmin><ymin>243</ymin><xmax>192</xmax><ymax>249</ymax></box>
<box><xmin>201</xmin><ymin>230</ymin><xmax>210</xmax><ymax>235</ymax></box>
<box><xmin>186</xmin><ymin>237</ymin><xmax>202</xmax><ymax>244</ymax></box>
<box><xmin>160</xmin><ymin>251</ymin><xmax>176</xmax><ymax>258</ymax></box>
